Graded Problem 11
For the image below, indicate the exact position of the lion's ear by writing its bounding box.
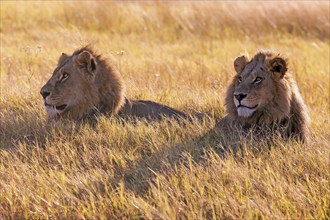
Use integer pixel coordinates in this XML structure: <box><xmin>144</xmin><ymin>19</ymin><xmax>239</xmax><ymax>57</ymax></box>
<box><xmin>75</xmin><ymin>50</ymin><xmax>97</xmax><ymax>73</ymax></box>
<box><xmin>58</xmin><ymin>52</ymin><xmax>69</xmax><ymax>65</ymax></box>
<box><xmin>234</xmin><ymin>55</ymin><xmax>248</xmax><ymax>74</ymax></box>
<box><xmin>269</xmin><ymin>57</ymin><xmax>287</xmax><ymax>78</ymax></box>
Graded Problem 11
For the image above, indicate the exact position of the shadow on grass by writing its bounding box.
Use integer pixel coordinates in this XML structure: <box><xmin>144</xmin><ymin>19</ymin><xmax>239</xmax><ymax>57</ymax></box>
<box><xmin>0</xmin><ymin>113</ymin><xmax>284</xmax><ymax>199</ymax></box>
<box><xmin>110</xmin><ymin>124</ymin><xmax>237</xmax><ymax>196</ymax></box>
<box><xmin>114</xmin><ymin>123</ymin><xmax>287</xmax><ymax>197</ymax></box>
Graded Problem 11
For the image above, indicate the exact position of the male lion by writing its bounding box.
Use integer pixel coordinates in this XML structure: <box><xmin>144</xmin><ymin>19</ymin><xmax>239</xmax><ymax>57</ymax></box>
<box><xmin>214</xmin><ymin>50</ymin><xmax>310</xmax><ymax>143</ymax></box>
<box><xmin>40</xmin><ymin>46</ymin><xmax>188</xmax><ymax>121</ymax></box>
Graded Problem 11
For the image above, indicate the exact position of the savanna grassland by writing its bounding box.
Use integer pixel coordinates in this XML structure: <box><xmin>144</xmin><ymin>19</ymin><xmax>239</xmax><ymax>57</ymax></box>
<box><xmin>0</xmin><ymin>1</ymin><xmax>329</xmax><ymax>219</ymax></box>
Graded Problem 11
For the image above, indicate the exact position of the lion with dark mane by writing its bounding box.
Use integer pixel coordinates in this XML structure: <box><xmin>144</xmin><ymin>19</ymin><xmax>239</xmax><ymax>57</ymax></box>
<box><xmin>40</xmin><ymin>46</ymin><xmax>188</xmax><ymax>121</ymax></box>
<box><xmin>214</xmin><ymin>50</ymin><xmax>310</xmax><ymax>143</ymax></box>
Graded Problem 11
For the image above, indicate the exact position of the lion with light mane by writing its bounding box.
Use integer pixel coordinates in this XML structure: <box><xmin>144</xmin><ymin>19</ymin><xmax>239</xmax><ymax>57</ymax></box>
<box><xmin>40</xmin><ymin>46</ymin><xmax>188</xmax><ymax>121</ymax></box>
<box><xmin>215</xmin><ymin>50</ymin><xmax>309</xmax><ymax>143</ymax></box>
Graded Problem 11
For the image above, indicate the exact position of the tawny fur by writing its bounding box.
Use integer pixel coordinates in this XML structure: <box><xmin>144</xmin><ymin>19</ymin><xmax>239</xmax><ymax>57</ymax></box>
<box><xmin>40</xmin><ymin>46</ymin><xmax>188</xmax><ymax>121</ymax></box>
<box><xmin>215</xmin><ymin>50</ymin><xmax>310</xmax><ymax>143</ymax></box>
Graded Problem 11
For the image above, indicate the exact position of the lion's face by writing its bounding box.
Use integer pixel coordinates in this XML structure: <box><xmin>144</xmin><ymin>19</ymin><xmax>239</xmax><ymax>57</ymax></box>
<box><xmin>227</xmin><ymin>52</ymin><xmax>291</xmax><ymax>120</ymax></box>
<box><xmin>40</xmin><ymin>51</ymin><xmax>97</xmax><ymax>119</ymax></box>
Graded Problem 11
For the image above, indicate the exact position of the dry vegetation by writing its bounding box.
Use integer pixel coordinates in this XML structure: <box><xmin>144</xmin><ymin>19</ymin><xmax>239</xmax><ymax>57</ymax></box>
<box><xmin>0</xmin><ymin>1</ymin><xmax>329</xmax><ymax>219</ymax></box>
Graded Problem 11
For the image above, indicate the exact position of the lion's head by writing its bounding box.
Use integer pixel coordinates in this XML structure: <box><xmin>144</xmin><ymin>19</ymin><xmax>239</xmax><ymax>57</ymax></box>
<box><xmin>40</xmin><ymin>46</ymin><xmax>124</xmax><ymax>120</ymax></box>
<box><xmin>224</xmin><ymin>50</ymin><xmax>309</xmax><ymax>142</ymax></box>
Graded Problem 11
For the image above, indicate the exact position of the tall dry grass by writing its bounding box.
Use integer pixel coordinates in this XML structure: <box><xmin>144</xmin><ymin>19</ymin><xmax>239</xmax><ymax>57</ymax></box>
<box><xmin>0</xmin><ymin>1</ymin><xmax>329</xmax><ymax>219</ymax></box>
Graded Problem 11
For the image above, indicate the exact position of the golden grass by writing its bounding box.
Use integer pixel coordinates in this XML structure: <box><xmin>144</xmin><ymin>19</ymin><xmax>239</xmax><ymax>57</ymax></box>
<box><xmin>0</xmin><ymin>1</ymin><xmax>329</xmax><ymax>219</ymax></box>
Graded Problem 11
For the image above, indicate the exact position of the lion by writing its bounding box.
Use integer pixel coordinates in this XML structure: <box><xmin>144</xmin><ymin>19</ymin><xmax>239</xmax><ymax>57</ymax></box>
<box><xmin>214</xmin><ymin>50</ymin><xmax>310</xmax><ymax>143</ymax></box>
<box><xmin>40</xmin><ymin>46</ymin><xmax>188</xmax><ymax>121</ymax></box>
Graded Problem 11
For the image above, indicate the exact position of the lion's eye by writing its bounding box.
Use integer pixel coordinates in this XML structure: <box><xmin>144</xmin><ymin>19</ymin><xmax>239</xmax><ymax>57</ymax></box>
<box><xmin>254</xmin><ymin>77</ymin><xmax>263</xmax><ymax>84</ymax></box>
<box><xmin>237</xmin><ymin>76</ymin><xmax>242</xmax><ymax>83</ymax></box>
<box><xmin>59</xmin><ymin>72</ymin><xmax>69</xmax><ymax>82</ymax></box>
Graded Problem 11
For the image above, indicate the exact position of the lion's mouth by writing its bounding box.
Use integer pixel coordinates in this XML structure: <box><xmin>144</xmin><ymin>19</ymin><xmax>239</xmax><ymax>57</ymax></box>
<box><xmin>45</xmin><ymin>102</ymin><xmax>68</xmax><ymax>111</ymax></box>
<box><xmin>237</xmin><ymin>104</ymin><xmax>258</xmax><ymax>109</ymax></box>
<box><xmin>55</xmin><ymin>104</ymin><xmax>67</xmax><ymax>111</ymax></box>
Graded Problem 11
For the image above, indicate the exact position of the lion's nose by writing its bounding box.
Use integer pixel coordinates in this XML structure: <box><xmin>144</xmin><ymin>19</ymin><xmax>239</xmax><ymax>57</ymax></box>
<box><xmin>234</xmin><ymin>93</ymin><xmax>247</xmax><ymax>102</ymax></box>
<box><xmin>40</xmin><ymin>90</ymin><xmax>50</xmax><ymax>99</ymax></box>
